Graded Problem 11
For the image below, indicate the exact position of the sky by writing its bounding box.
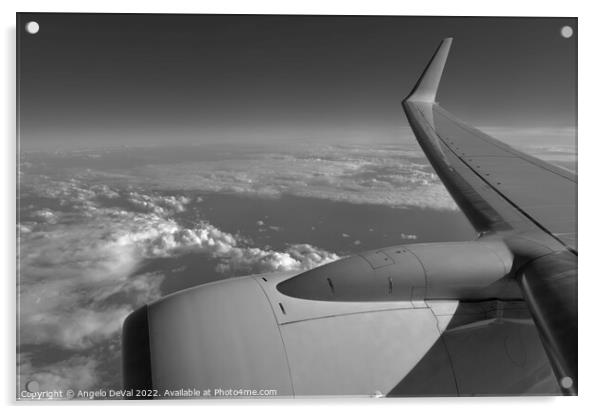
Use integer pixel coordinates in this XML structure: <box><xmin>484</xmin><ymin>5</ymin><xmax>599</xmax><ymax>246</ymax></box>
<box><xmin>18</xmin><ymin>13</ymin><xmax>577</xmax><ymax>150</ymax></box>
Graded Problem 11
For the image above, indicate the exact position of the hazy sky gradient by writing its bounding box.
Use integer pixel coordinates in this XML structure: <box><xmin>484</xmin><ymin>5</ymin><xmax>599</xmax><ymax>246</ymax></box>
<box><xmin>18</xmin><ymin>14</ymin><xmax>576</xmax><ymax>150</ymax></box>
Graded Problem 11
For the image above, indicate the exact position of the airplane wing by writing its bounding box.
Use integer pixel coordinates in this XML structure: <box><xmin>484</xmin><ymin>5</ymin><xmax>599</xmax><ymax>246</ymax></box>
<box><xmin>403</xmin><ymin>38</ymin><xmax>577</xmax><ymax>252</ymax></box>
<box><xmin>402</xmin><ymin>38</ymin><xmax>577</xmax><ymax>394</ymax></box>
<box><xmin>122</xmin><ymin>38</ymin><xmax>577</xmax><ymax>398</ymax></box>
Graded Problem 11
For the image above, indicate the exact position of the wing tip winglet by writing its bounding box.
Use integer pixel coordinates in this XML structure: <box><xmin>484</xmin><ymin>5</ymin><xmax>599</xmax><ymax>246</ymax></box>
<box><xmin>405</xmin><ymin>37</ymin><xmax>453</xmax><ymax>103</ymax></box>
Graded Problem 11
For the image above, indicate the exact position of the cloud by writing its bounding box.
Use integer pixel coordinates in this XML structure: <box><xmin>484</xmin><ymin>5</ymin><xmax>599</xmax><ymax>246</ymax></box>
<box><xmin>18</xmin><ymin>142</ymin><xmax>450</xmax><ymax>394</ymax></box>
<box><xmin>30</xmin><ymin>209</ymin><xmax>59</xmax><ymax>224</ymax></box>
<box><xmin>126</xmin><ymin>192</ymin><xmax>191</xmax><ymax>215</ymax></box>
<box><xmin>18</xmin><ymin>355</ymin><xmax>100</xmax><ymax>396</ymax></box>
<box><xmin>18</xmin><ymin>175</ymin><xmax>339</xmax><ymax>392</ymax></box>
<box><xmin>256</xmin><ymin>220</ymin><xmax>281</xmax><ymax>232</ymax></box>
<box><xmin>214</xmin><ymin>243</ymin><xmax>338</xmax><ymax>275</ymax></box>
<box><xmin>75</xmin><ymin>144</ymin><xmax>458</xmax><ymax>211</ymax></box>
<box><xmin>20</xmin><ymin>180</ymin><xmax>338</xmax><ymax>351</ymax></box>
<box><xmin>22</xmin><ymin>308</ymin><xmax>132</xmax><ymax>351</ymax></box>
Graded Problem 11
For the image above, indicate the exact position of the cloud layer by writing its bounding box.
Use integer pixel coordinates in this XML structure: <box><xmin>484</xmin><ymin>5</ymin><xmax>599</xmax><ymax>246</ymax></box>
<box><xmin>17</xmin><ymin>141</ymin><xmax>475</xmax><ymax>396</ymax></box>
<box><xmin>53</xmin><ymin>144</ymin><xmax>458</xmax><ymax>211</ymax></box>
<box><xmin>140</xmin><ymin>148</ymin><xmax>456</xmax><ymax>210</ymax></box>
<box><xmin>18</xmin><ymin>173</ymin><xmax>339</xmax><ymax>394</ymax></box>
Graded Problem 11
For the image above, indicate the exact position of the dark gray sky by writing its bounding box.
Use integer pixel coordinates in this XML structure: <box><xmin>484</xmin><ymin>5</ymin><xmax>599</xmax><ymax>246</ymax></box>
<box><xmin>18</xmin><ymin>13</ymin><xmax>576</xmax><ymax>150</ymax></box>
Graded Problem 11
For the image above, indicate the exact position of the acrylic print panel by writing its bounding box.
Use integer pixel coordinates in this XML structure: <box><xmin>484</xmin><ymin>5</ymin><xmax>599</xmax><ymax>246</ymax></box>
<box><xmin>16</xmin><ymin>13</ymin><xmax>577</xmax><ymax>400</ymax></box>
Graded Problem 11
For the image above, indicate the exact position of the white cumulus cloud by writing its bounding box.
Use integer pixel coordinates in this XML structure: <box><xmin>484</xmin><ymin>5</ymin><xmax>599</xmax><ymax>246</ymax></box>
<box><xmin>18</xmin><ymin>175</ymin><xmax>339</xmax><ymax>391</ymax></box>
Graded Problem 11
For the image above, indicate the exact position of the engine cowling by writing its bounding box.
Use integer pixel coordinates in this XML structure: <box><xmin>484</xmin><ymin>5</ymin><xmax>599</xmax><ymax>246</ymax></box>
<box><xmin>122</xmin><ymin>239</ymin><xmax>563</xmax><ymax>398</ymax></box>
<box><xmin>277</xmin><ymin>240</ymin><xmax>518</xmax><ymax>302</ymax></box>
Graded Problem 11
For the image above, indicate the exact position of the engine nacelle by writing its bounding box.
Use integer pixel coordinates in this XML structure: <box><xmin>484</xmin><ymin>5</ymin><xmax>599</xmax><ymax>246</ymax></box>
<box><xmin>277</xmin><ymin>240</ymin><xmax>519</xmax><ymax>301</ymax></box>
<box><xmin>122</xmin><ymin>240</ymin><xmax>559</xmax><ymax>398</ymax></box>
